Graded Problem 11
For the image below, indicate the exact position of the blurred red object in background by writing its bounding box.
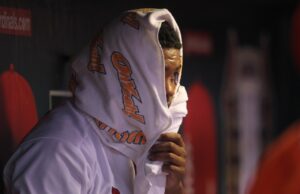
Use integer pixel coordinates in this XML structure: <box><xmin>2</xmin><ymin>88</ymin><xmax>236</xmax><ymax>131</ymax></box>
<box><xmin>0</xmin><ymin>64</ymin><xmax>38</xmax><ymax>146</ymax></box>
<box><xmin>183</xmin><ymin>82</ymin><xmax>217</xmax><ymax>194</ymax></box>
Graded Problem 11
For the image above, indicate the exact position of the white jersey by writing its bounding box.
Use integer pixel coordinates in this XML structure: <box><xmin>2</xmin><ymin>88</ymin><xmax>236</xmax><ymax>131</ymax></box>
<box><xmin>4</xmin><ymin>101</ymin><xmax>135</xmax><ymax>194</ymax></box>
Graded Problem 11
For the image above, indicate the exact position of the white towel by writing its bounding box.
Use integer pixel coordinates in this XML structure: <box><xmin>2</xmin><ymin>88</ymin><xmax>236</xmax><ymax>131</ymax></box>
<box><xmin>71</xmin><ymin>8</ymin><xmax>188</xmax><ymax>194</ymax></box>
<box><xmin>134</xmin><ymin>86</ymin><xmax>188</xmax><ymax>194</ymax></box>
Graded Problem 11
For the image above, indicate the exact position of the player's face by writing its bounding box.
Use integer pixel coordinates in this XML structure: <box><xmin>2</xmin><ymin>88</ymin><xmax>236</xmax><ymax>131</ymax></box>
<box><xmin>163</xmin><ymin>48</ymin><xmax>182</xmax><ymax>107</ymax></box>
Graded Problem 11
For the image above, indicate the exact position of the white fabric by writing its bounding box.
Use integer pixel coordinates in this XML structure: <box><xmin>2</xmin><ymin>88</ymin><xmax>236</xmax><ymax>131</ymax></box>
<box><xmin>3</xmin><ymin>8</ymin><xmax>188</xmax><ymax>194</ymax></box>
<box><xmin>134</xmin><ymin>86</ymin><xmax>188</xmax><ymax>194</ymax></box>
<box><xmin>71</xmin><ymin>8</ymin><xmax>188</xmax><ymax>194</ymax></box>
<box><xmin>3</xmin><ymin>101</ymin><xmax>135</xmax><ymax>194</ymax></box>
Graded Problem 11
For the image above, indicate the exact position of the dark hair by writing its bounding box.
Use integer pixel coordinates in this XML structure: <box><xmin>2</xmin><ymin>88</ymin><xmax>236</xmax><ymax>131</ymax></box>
<box><xmin>159</xmin><ymin>21</ymin><xmax>182</xmax><ymax>49</ymax></box>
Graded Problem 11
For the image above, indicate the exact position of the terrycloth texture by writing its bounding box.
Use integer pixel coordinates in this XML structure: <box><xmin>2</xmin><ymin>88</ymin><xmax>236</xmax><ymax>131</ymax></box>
<box><xmin>71</xmin><ymin>8</ymin><xmax>188</xmax><ymax>194</ymax></box>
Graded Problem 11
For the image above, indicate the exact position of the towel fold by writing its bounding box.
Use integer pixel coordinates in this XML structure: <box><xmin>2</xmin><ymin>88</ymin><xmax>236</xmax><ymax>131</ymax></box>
<box><xmin>134</xmin><ymin>86</ymin><xmax>188</xmax><ymax>194</ymax></box>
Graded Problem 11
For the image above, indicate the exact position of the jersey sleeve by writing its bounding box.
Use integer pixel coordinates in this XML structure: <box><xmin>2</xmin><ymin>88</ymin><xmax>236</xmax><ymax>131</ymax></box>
<box><xmin>3</xmin><ymin>138</ymin><xmax>93</xmax><ymax>194</ymax></box>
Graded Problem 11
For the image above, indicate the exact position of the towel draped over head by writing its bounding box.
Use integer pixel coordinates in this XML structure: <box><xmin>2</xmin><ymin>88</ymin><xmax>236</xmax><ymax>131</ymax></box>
<box><xmin>70</xmin><ymin>8</ymin><xmax>188</xmax><ymax>194</ymax></box>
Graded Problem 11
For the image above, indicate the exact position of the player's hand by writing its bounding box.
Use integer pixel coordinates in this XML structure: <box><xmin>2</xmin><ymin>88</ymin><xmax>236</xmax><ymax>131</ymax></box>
<box><xmin>148</xmin><ymin>132</ymin><xmax>186</xmax><ymax>194</ymax></box>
